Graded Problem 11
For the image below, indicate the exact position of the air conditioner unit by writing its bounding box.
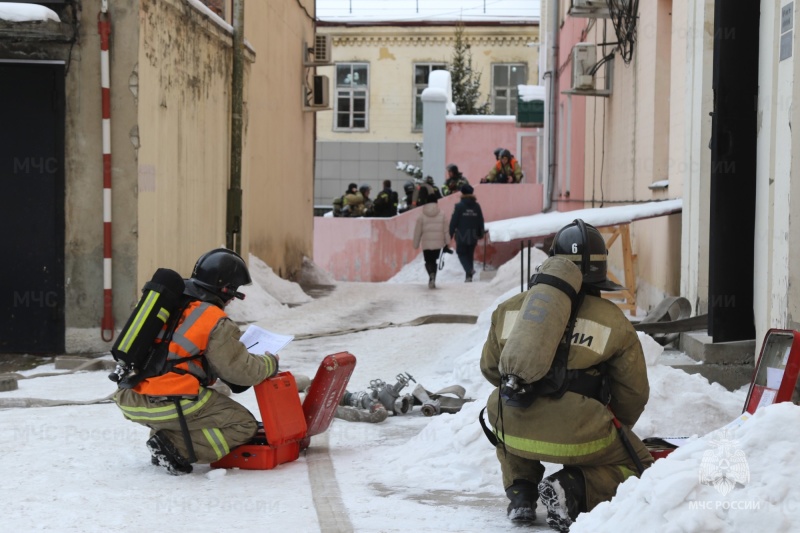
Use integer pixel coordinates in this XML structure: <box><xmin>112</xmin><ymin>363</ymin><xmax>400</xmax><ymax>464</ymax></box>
<box><xmin>571</xmin><ymin>43</ymin><xmax>597</xmax><ymax>90</ymax></box>
<box><xmin>569</xmin><ymin>0</ymin><xmax>611</xmax><ymax>18</ymax></box>
<box><xmin>305</xmin><ymin>34</ymin><xmax>332</xmax><ymax>66</ymax></box>
<box><xmin>573</xmin><ymin>0</ymin><xmax>607</xmax><ymax>8</ymax></box>
<box><xmin>304</xmin><ymin>74</ymin><xmax>330</xmax><ymax>111</ymax></box>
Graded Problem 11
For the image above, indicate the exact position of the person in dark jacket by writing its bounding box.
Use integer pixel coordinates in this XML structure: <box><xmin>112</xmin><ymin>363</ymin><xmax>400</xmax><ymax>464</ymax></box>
<box><xmin>449</xmin><ymin>184</ymin><xmax>485</xmax><ymax>282</ymax></box>
<box><xmin>399</xmin><ymin>180</ymin><xmax>416</xmax><ymax>213</ymax></box>
<box><xmin>372</xmin><ymin>179</ymin><xmax>399</xmax><ymax>217</ymax></box>
<box><xmin>443</xmin><ymin>164</ymin><xmax>469</xmax><ymax>196</ymax></box>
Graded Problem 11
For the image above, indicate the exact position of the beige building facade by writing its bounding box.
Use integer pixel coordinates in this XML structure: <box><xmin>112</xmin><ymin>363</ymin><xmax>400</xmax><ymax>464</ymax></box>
<box><xmin>558</xmin><ymin>0</ymin><xmax>800</xmax><ymax>350</ymax></box>
<box><xmin>313</xmin><ymin>21</ymin><xmax>539</xmax><ymax>208</ymax></box>
<box><xmin>0</xmin><ymin>0</ymin><xmax>315</xmax><ymax>354</ymax></box>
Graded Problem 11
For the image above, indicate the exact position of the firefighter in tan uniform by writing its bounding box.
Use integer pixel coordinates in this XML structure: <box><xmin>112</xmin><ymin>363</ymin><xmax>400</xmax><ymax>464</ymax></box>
<box><xmin>480</xmin><ymin>220</ymin><xmax>652</xmax><ymax>532</ymax></box>
<box><xmin>115</xmin><ymin>249</ymin><xmax>279</xmax><ymax>475</ymax></box>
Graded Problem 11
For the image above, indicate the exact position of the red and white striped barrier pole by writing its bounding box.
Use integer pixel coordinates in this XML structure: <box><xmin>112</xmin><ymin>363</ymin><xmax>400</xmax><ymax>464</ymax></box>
<box><xmin>98</xmin><ymin>1</ymin><xmax>114</xmax><ymax>342</ymax></box>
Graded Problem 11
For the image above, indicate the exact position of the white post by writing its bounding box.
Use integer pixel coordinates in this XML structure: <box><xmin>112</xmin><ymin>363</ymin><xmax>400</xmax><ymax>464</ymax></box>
<box><xmin>421</xmin><ymin>87</ymin><xmax>447</xmax><ymax>184</ymax></box>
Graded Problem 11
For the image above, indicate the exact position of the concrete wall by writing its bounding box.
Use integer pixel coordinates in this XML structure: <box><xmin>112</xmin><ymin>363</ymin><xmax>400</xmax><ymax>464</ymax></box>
<box><xmin>244</xmin><ymin>0</ymin><xmax>316</xmax><ymax>280</ymax></box>
<box><xmin>63</xmin><ymin>1</ymin><xmax>140</xmax><ymax>347</ymax></box>
<box><xmin>315</xmin><ymin>141</ymin><xmax>422</xmax><ymax>208</ymax></box>
<box><xmin>758</xmin><ymin>0</ymin><xmax>799</xmax><ymax>344</ymax></box>
<box><xmin>314</xmin><ymin>182</ymin><xmax>543</xmax><ymax>281</ymax></box>
<box><xmin>0</xmin><ymin>0</ymin><xmax>316</xmax><ymax>352</ymax></box>
<box><xmin>679</xmin><ymin>0</ymin><xmax>714</xmax><ymax>316</ymax></box>
<box><xmin>557</xmin><ymin>7</ymin><xmax>684</xmax><ymax>313</ymax></box>
<box><xmin>136</xmin><ymin>0</ymin><xmax>241</xmax><ymax>285</ymax></box>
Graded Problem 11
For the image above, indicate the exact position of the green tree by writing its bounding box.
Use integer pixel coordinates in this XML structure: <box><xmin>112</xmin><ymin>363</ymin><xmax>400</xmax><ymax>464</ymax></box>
<box><xmin>449</xmin><ymin>24</ymin><xmax>489</xmax><ymax>115</ymax></box>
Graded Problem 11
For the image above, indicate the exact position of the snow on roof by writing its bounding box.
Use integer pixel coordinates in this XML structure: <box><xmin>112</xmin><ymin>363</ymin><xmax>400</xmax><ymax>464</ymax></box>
<box><xmin>519</xmin><ymin>84</ymin><xmax>546</xmax><ymax>101</ymax></box>
<box><xmin>0</xmin><ymin>3</ymin><xmax>60</xmax><ymax>23</ymax></box>
<box><xmin>316</xmin><ymin>0</ymin><xmax>540</xmax><ymax>23</ymax></box>
<box><xmin>486</xmin><ymin>199</ymin><xmax>683</xmax><ymax>242</ymax></box>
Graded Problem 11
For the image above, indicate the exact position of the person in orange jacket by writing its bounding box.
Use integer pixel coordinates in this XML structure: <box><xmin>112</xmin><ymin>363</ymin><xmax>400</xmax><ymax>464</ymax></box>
<box><xmin>484</xmin><ymin>149</ymin><xmax>523</xmax><ymax>183</ymax></box>
<box><xmin>114</xmin><ymin>248</ymin><xmax>279</xmax><ymax>475</ymax></box>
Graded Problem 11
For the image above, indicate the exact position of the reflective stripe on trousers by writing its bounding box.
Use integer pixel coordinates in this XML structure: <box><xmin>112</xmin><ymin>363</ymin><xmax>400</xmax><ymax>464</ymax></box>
<box><xmin>494</xmin><ymin>425</ymin><xmax>617</xmax><ymax>458</ymax></box>
<box><xmin>117</xmin><ymin>388</ymin><xmax>213</xmax><ymax>422</ymax></box>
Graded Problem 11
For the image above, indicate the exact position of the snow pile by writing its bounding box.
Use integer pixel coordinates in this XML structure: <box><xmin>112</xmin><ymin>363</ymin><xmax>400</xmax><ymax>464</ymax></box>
<box><xmin>247</xmin><ymin>254</ymin><xmax>312</xmax><ymax>306</ymax></box>
<box><xmin>573</xmin><ymin>402</ymin><xmax>800</xmax><ymax>532</ymax></box>
<box><xmin>0</xmin><ymin>3</ymin><xmax>60</xmax><ymax>23</ymax></box>
<box><xmin>297</xmin><ymin>256</ymin><xmax>337</xmax><ymax>286</ymax></box>
<box><xmin>226</xmin><ymin>254</ymin><xmax>319</xmax><ymax>323</ymax></box>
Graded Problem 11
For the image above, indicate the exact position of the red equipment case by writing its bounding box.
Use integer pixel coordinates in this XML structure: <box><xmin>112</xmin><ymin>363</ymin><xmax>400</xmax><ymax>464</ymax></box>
<box><xmin>254</xmin><ymin>372</ymin><xmax>307</xmax><ymax>445</ymax></box>
<box><xmin>303</xmin><ymin>352</ymin><xmax>357</xmax><ymax>438</ymax></box>
<box><xmin>212</xmin><ymin>353</ymin><xmax>357</xmax><ymax>470</ymax></box>
<box><xmin>211</xmin><ymin>371</ymin><xmax>306</xmax><ymax>470</ymax></box>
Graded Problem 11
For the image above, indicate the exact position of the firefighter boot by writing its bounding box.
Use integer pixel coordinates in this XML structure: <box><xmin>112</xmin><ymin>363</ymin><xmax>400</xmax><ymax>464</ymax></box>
<box><xmin>146</xmin><ymin>431</ymin><xmax>193</xmax><ymax>476</ymax></box>
<box><xmin>537</xmin><ymin>468</ymin><xmax>585</xmax><ymax>532</ymax></box>
<box><xmin>505</xmin><ymin>479</ymin><xmax>538</xmax><ymax>522</ymax></box>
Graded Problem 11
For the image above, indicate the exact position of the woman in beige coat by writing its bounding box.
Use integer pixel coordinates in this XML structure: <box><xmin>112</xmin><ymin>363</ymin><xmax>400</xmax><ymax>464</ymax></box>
<box><xmin>412</xmin><ymin>189</ymin><xmax>450</xmax><ymax>288</ymax></box>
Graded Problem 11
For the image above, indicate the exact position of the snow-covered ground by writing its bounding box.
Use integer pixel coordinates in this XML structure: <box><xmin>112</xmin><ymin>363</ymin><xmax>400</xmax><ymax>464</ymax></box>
<box><xmin>1</xmin><ymin>249</ymin><xmax>796</xmax><ymax>532</ymax></box>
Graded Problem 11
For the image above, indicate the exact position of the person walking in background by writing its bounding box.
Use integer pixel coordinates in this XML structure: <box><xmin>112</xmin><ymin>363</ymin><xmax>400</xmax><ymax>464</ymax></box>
<box><xmin>443</xmin><ymin>164</ymin><xmax>469</xmax><ymax>196</ymax></box>
<box><xmin>449</xmin><ymin>184</ymin><xmax>485</xmax><ymax>282</ymax></box>
<box><xmin>412</xmin><ymin>188</ymin><xmax>449</xmax><ymax>289</ymax></box>
<box><xmin>372</xmin><ymin>179</ymin><xmax>399</xmax><ymax>217</ymax></box>
<box><xmin>483</xmin><ymin>149</ymin><xmax>523</xmax><ymax>183</ymax></box>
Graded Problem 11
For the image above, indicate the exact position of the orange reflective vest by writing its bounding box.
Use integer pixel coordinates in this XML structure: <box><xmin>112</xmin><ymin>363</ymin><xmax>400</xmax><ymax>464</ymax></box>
<box><xmin>495</xmin><ymin>159</ymin><xmax>518</xmax><ymax>173</ymax></box>
<box><xmin>134</xmin><ymin>301</ymin><xmax>226</xmax><ymax>397</ymax></box>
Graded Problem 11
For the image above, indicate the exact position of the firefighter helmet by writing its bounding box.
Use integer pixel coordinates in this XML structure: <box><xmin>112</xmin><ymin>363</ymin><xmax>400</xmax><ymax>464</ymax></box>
<box><xmin>549</xmin><ymin>219</ymin><xmax>625</xmax><ymax>291</ymax></box>
<box><xmin>191</xmin><ymin>248</ymin><xmax>252</xmax><ymax>301</ymax></box>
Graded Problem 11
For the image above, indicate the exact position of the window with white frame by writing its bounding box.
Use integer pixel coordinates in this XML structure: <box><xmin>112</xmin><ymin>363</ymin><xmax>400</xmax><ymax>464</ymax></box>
<box><xmin>335</xmin><ymin>63</ymin><xmax>369</xmax><ymax>131</ymax></box>
<box><xmin>413</xmin><ymin>63</ymin><xmax>447</xmax><ymax>131</ymax></box>
<box><xmin>492</xmin><ymin>63</ymin><xmax>528</xmax><ymax>115</ymax></box>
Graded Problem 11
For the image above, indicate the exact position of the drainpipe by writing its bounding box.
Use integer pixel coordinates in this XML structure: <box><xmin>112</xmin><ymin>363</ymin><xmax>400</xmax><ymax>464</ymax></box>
<box><xmin>544</xmin><ymin>0</ymin><xmax>559</xmax><ymax>212</ymax></box>
<box><xmin>98</xmin><ymin>0</ymin><xmax>114</xmax><ymax>341</ymax></box>
<box><xmin>226</xmin><ymin>0</ymin><xmax>244</xmax><ymax>254</ymax></box>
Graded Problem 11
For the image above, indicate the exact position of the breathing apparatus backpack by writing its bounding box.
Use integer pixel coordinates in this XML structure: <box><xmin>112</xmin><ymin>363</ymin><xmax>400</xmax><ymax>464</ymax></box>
<box><xmin>108</xmin><ymin>268</ymin><xmax>189</xmax><ymax>389</ymax></box>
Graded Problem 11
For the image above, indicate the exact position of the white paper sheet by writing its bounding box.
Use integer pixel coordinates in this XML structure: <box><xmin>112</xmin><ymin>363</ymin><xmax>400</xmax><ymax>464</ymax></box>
<box><xmin>238</xmin><ymin>324</ymin><xmax>294</xmax><ymax>355</ymax></box>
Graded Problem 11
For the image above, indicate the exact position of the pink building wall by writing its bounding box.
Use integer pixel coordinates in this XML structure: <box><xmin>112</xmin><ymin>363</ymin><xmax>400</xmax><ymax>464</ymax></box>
<box><xmin>555</xmin><ymin>17</ymin><xmax>589</xmax><ymax>211</ymax></box>
<box><xmin>314</xmin><ymin>183</ymin><xmax>544</xmax><ymax>281</ymax></box>
<box><xmin>445</xmin><ymin>118</ymin><xmax>540</xmax><ymax>185</ymax></box>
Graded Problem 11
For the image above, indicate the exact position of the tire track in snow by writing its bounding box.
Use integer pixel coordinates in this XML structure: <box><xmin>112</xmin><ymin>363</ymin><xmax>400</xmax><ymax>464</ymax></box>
<box><xmin>306</xmin><ymin>431</ymin><xmax>354</xmax><ymax>533</ymax></box>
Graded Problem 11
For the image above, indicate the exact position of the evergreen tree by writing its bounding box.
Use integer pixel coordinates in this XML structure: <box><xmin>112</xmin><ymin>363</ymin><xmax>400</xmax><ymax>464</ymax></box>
<box><xmin>449</xmin><ymin>24</ymin><xmax>489</xmax><ymax>115</ymax></box>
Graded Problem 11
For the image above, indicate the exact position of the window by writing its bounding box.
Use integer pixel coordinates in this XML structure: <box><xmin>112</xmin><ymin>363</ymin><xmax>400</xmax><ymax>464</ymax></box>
<box><xmin>413</xmin><ymin>63</ymin><xmax>447</xmax><ymax>131</ymax></box>
<box><xmin>492</xmin><ymin>63</ymin><xmax>528</xmax><ymax>115</ymax></box>
<box><xmin>335</xmin><ymin>63</ymin><xmax>369</xmax><ymax>131</ymax></box>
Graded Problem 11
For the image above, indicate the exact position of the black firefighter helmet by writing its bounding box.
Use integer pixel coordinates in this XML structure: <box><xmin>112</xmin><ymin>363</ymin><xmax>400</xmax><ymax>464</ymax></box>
<box><xmin>549</xmin><ymin>219</ymin><xmax>625</xmax><ymax>291</ymax></box>
<box><xmin>190</xmin><ymin>248</ymin><xmax>252</xmax><ymax>301</ymax></box>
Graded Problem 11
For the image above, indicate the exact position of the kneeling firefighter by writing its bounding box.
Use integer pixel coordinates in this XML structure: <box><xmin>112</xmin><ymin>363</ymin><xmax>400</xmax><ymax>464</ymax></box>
<box><xmin>479</xmin><ymin>219</ymin><xmax>652</xmax><ymax>531</ymax></box>
<box><xmin>113</xmin><ymin>248</ymin><xmax>279</xmax><ymax>475</ymax></box>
